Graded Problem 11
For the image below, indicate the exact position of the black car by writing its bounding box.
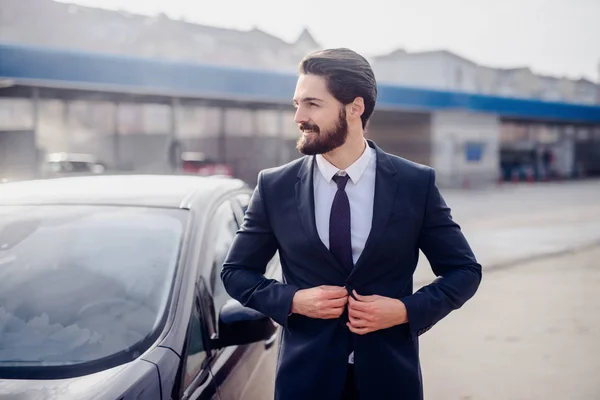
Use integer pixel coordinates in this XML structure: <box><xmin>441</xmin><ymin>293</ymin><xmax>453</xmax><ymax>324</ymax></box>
<box><xmin>0</xmin><ymin>175</ymin><xmax>280</xmax><ymax>400</ymax></box>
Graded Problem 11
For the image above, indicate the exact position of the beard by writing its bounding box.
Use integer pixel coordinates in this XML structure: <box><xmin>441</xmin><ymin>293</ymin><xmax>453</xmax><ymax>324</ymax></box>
<box><xmin>296</xmin><ymin>108</ymin><xmax>348</xmax><ymax>155</ymax></box>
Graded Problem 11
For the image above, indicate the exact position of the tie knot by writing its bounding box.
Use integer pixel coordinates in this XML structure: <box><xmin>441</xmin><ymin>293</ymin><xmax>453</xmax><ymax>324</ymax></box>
<box><xmin>332</xmin><ymin>173</ymin><xmax>350</xmax><ymax>190</ymax></box>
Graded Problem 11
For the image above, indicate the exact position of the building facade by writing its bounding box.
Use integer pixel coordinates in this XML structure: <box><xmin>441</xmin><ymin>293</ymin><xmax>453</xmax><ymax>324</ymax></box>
<box><xmin>371</xmin><ymin>50</ymin><xmax>599</xmax><ymax>105</ymax></box>
<box><xmin>2</xmin><ymin>43</ymin><xmax>599</xmax><ymax>188</ymax></box>
<box><xmin>0</xmin><ymin>0</ymin><xmax>321</xmax><ymax>72</ymax></box>
<box><xmin>1</xmin><ymin>0</ymin><xmax>599</xmax><ymax>186</ymax></box>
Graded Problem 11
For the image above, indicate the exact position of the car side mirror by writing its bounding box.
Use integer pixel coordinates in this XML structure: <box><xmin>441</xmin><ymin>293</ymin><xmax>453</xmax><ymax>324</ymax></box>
<box><xmin>210</xmin><ymin>299</ymin><xmax>277</xmax><ymax>350</ymax></box>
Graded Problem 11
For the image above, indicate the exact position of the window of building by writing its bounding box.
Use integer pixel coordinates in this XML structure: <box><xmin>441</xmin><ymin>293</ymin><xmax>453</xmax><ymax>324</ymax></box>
<box><xmin>177</xmin><ymin>105</ymin><xmax>222</xmax><ymax>138</ymax></box>
<box><xmin>224</xmin><ymin>108</ymin><xmax>253</xmax><ymax>136</ymax></box>
<box><xmin>282</xmin><ymin>110</ymin><xmax>298</xmax><ymax>139</ymax></box>
<box><xmin>255</xmin><ymin>109</ymin><xmax>280</xmax><ymax>137</ymax></box>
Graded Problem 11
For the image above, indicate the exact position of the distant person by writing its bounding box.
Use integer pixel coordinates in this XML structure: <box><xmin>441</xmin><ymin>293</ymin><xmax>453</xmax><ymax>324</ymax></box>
<box><xmin>168</xmin><ymin>139</ymin><xmax>182</xmax><ymax>172</ymax></box>
<box><xmin>221</xmin><ymin>48</ymin><xmax>482</xmax><ymax>400</ymax></box>
<box><xmin>542</xmin><ymin>147</ymin><xmax>553</xmax><ymax>180</ymax></box>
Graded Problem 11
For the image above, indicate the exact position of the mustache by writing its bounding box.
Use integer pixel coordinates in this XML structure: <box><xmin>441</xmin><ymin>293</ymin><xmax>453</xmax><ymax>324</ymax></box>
<box><xmin>299</xmin><ymin>123</ymin><xmax>320</xmax><ymax>133</ymax></box>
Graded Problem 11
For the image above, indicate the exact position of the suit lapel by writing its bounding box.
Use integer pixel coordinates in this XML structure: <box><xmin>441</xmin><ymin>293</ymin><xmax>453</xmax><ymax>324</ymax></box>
<box><xmin>349</xmin><ymin>140</ymin><xmax>398</xmax><ymax>279</ymax></box>
<box><xmin>295</xmin><ymin>156</ymin><xmax>348</xmax><ymax>276</ymax></box>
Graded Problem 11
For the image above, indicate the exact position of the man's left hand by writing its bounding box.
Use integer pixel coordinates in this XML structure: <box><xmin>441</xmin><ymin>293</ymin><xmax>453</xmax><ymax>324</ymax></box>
<box><xmin>346</xmin><ymin>290</ymin><xmax>408</xmax><ymax>335</ymax></box>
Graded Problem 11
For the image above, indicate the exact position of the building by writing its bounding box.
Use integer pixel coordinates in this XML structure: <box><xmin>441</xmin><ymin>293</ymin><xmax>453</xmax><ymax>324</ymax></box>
<box><xmin>2</xmin><ymin>0</ymin><xmax>597</xmax><ymax>103</ymax></box>
<box><xmin>372</xmin><ymin>50</ymin><xmax>481</xmax><ymax>94</ymax></box>
<box><xmin>371</xmin><ymin>49</ymin><xmax>599</xmax><ymax>105</ymax></box>
<box><xmin>1</xmin><ymin>43</ymin><xmax>599</xmax><ymax>188</ymax></box>
<box><xmin>1</xmin><ymin>0</ymin><xmax>599</xmax><ymax>186</ymax></box>
<box><xmin>0</xmin><ymin>0</ymin><xmax>320</xmax><ymax>71</ymax></box>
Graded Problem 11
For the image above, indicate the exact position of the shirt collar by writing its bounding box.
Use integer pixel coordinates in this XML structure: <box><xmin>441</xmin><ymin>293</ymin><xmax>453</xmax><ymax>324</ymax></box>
<box><xmin>315</xmin><ymin>139</ymin><xmax>372</xmax><ymax>184</ymax></box>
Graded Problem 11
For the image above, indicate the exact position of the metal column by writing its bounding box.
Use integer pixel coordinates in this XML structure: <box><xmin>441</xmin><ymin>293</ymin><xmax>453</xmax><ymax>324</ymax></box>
<box><xmin>168</xmin><ymin>98</ymin><xmax>181</xmax><ymax>172</ymax></box>
<box><xmin>219</xmin><ymin>107</ymin><xmax>227</xmax><ymax>164</ymax></box>
<box><xmin>31</xmin><ymin>87</ymin><xmax>40</xmax><ymax>176</ymax></box>
<box><xmin>113</xmin><ymin>102</ymin><xmax>121</xmax><ymax>169</ymax></box>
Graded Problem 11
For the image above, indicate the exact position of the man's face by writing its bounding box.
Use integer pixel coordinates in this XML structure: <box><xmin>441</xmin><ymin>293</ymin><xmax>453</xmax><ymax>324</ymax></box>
<box><xmin>293</xmin><ymin>74</ymin><xmax>348</xmax><ymax>155</ymax></box>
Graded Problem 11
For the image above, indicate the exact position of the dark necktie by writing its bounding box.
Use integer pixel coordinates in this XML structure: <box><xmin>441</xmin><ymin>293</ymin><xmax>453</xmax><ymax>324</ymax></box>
<box><xmin>329</xmin><ymin>173</ymin><xmax>353</xmax><ymax>272</ymax></box>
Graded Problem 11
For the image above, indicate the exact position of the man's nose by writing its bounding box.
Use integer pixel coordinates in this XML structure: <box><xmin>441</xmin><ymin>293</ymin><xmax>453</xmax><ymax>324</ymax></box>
<box><xmin>294</xmin><ymin>107</ymin><xmax>308</xmax><ymax>125</ymax></box>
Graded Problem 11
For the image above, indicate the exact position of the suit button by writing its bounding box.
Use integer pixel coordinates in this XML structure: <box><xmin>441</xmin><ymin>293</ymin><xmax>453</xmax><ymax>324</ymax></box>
<box><xmin>345</xmin><ymin>284</ymin><xmax>357</xmax><ymax>299</ymax></box>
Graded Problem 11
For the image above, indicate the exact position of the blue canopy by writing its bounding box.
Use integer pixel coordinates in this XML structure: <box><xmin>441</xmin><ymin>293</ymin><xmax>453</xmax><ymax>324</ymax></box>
<box><xmin>1</xmin><ymin>42</ymin><xmax>599</xmax><ymax>123</ymax></box>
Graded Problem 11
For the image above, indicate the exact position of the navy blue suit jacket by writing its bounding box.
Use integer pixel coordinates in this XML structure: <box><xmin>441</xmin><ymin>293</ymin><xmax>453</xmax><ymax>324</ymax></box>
<box><xmin>221</xmin><ymin>140</ymin><xmax>482</xmax><ymax>400</ymax></box>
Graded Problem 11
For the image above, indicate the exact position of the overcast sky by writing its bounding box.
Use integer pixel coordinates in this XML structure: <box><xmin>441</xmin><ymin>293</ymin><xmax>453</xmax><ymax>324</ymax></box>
<box><xmin>65</xmin><ymin>0</ymin><xmax>600</xmax><ymax>81</ymax></box>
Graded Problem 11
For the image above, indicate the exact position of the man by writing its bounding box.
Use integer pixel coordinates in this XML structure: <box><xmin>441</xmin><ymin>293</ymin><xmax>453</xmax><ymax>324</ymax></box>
<box><xmin>221</xmin><ymin>48</ymin><xmax>482</xmax><ymax>400</ymax></box>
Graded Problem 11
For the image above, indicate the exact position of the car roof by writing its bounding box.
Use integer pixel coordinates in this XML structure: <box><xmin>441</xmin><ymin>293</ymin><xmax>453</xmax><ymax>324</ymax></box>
<box><xmin>0</xmin><ymin>174</ymin><xmax>248</xmax><ymax>208</ymax></box>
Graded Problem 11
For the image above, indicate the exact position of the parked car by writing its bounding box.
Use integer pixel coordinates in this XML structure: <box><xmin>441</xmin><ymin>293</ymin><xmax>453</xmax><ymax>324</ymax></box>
<box><xmin>0</xmin><ymin>174</ymin><xmax>280</xmax><ymax>399</ymax></box>
<box><xmin>41</xmin><ymin>152</ymin><xmax>107</xmax><ymax>178</ymax></box>
<box><xmin>180</xmin><ymin>152</ymin><xmax>233</xmax><ymax>177</ymax></box>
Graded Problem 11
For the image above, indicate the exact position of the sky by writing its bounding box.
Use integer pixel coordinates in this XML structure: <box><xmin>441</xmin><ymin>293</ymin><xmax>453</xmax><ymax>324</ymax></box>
<box><xmin>65</xmin><ymin>0</ymin><xmax>600</xmax><ymax>81</ymax></box>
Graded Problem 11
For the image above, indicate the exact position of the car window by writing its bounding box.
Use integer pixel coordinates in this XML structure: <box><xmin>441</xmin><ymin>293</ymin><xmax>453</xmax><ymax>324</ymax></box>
<box><xmin>235</xmin><ymin>193</ymin><xmax>250</xmax><ymax>225</ymax></box>
<box><xmin>207</xmin><ymin>201</ymin><xmax>238</xmax><ymax>316</ymax></box>
<box><xmin>182</xmin><ymin>299</ymin><xmax>208</xmax><ymax>391</ymax></box>
<box><xmin>0</xmin><ymin>205</ymin><xmax>186</xmax><ymax>370</ymax></box>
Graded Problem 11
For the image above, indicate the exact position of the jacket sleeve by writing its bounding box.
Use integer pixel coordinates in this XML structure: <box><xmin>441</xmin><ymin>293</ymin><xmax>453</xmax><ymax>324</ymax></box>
<box><xmin>221</xmin><ymin>170</ymin><xmax>300</xmax><ymax>327</ymax></box>
<box><xmin>401</xmin><ymin>168</ymin><xmax>482</xmax><ymax>337</ymax></box>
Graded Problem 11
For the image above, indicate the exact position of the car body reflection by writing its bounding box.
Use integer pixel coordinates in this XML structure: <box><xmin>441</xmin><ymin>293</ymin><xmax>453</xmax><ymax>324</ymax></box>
<box><xmin>0</xmin><ymin>175</ymin><xmax>279</xmax><ymax>400</ymax></box>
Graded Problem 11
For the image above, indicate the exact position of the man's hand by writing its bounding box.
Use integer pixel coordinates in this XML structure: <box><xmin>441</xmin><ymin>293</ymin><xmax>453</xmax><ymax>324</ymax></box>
<box><xmin>347</xmin><ymin>290</ymin><xmax>408</xmax><ymax>335</ymax></box>
<box><xmin>291</xmin><ymin>285</ymin><xmax>349</xmax><ymax>319</ymax></box>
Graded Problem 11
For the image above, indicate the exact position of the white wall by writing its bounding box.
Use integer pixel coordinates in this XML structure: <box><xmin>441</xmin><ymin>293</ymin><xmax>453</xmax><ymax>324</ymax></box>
<box><xmin>431</xmin><ymin>110</ymin><xmax>500</xmax><ymax>187</ymax></box>
<box><xmin>373</xmin><ymin>53</ymin><xmax>449</xmax><ymax>89</ymax></box>
<box><xmin>373</xmin><ymin>51</ymin><xmax>599</xmax><ymax>105</ymax></box>
<box><xmin>373</xmin><ymin>52</ymin><xmax>480</xmax><ymax>92</ymax></box>
<box><xmin>444</xmin><ymin>55</ymin><xmax>479</xmax><ymax>92</ymax></box>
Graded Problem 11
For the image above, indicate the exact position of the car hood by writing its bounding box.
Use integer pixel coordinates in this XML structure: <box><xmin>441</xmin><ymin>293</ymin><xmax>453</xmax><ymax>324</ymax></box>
<box><xmin>0</xmin><ymin>363</ymin><xmax>131</xmax><ymax>400</ymax></box>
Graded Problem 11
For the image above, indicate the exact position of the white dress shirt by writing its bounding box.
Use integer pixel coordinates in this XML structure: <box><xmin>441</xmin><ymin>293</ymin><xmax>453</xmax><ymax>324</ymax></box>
<box><xmin>313</xmin><ymin>140</ymin><xmax>377</xmax><ymax>364</ymax></box>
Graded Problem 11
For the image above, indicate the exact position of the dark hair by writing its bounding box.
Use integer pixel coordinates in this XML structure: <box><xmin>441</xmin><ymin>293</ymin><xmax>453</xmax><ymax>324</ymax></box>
<box><xmin>299</xmin><ymin>48</ymin><xmax>377</xmax><ymax>129</ymax></box>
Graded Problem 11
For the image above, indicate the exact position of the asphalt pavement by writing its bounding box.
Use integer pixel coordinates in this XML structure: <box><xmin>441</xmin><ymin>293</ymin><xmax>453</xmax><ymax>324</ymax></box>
<box><xmin>415</xmin><ymin>180</ymin><xmax>600</xmax><ymax>399</ymax></box>
<box><xmin>420</xmin><ymin>243</ymin><xmax>600</xmax><ymax>400</ymax></box>
<box><xmin>414</xmin><ymin>180</ymin><xmax>600</xmax><ymax>284</ymax></box>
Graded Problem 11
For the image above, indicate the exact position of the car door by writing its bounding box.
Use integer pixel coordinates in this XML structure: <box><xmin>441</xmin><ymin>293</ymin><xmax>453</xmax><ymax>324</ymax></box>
<box><xmin>172</xmin><ymin>197</ymin><xmax>235</xmax><ymax>400</ymax></box>
<box><xmin>199</xmin><ymin>196</ymin><xmax>278</xmax><ymax>400</ymax></box>
<box><xmin>177</xmin><ymin>289</ymin><xmax>219</xmax><ymax>400</ymax></box>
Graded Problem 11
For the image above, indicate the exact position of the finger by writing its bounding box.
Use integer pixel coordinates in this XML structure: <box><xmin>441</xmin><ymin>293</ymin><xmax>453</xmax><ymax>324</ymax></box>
<box><xmin>353</xmin><ymin>290</ymin><xmax>377</xmax><ymax>302</ymax></box>
<box><xmin>348</xmin><ymin>298</ymin><xmax>371</xmax><ymax>313</ymax></box>
<box><xmin>321</xmin><ymin>285</ymin><xmax>347</xmax><ymax>292</ymax></box>
<box><xmin>321</xmin><ymin>286</ymin><xmax>349</xmax><ymax>299</ymax></box>
<box><xmin>327</xmin><ymin>296</ymin><xmax>349</xmax><ymax>308</ymax></box>
<box><xmin>348</xmin><ymin>307</ymin><xmax>371</xmax><ymax>321</ymax></box>
<box><xmin>349</xmin><ymin>316</ymin><xmax>369</xmax><ymax>328</ymax></box>
<box><xmin>346</xmin><ymin>322</ymin><xmax>370</xmax><ymax>335</ymax></box>
<box><xmin>323</xmin><ymin>307</ymin><xmax>345</xmax><ymax>319</ymax></box>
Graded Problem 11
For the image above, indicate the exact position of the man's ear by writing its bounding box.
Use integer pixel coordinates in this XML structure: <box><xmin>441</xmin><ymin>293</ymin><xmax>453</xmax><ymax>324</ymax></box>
<box><xmin>350</xmin><ymin>97</ymin><xmax>365</xmax><ymax>117</ymax></box>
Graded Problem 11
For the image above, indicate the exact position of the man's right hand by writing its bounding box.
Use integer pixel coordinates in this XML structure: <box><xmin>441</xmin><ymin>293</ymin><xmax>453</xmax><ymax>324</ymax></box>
<box><xmin>290</xmin><ymin>285</ymin><xmax>349</xmax><ymax>319</ymax></box>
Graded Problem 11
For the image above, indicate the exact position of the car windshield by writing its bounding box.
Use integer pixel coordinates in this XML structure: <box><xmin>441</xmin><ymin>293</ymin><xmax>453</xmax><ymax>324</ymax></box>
<box><xmin>0</xmin><ymin>205</ymin><xmax>187</xmax><ymax>367</ymax></box>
